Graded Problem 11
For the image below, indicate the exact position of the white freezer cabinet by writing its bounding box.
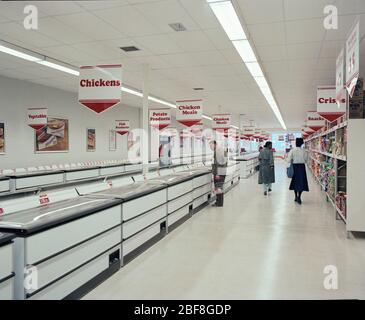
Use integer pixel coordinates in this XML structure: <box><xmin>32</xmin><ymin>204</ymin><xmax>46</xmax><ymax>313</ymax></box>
<box><xmin>0</xmin><ymin>197</ymin><xmax>123</xmax><ymax>300</ymax></box>
<box><xmin>223</xmin><ymin>163</ymin><xmax>240</xmax><ymax>192</ymax></box>
<box><xmin>7</xmin><ymin>171</ymin><xmax>65</xmax><ymax>191</ymax></box>
<box><xmin>192</xmin><ymin>173</ymin><xmax>212</xmax><ymax>211</ymax></box>
<box><xmin>0</xmin><ymin>233</ymin><xmax>15</xmax><ymax>300</ymax></box>
<box><xmin>0</xmin><ymin>177</ymin><xmax>10</xmax><ymax>194</ymax></box>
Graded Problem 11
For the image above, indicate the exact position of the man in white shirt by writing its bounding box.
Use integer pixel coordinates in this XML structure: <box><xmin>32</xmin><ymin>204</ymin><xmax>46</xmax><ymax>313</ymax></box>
<box><xmin>210</xmin><ymin>140</ymin><xmax>228</xmax><ymax>207</ymax></box>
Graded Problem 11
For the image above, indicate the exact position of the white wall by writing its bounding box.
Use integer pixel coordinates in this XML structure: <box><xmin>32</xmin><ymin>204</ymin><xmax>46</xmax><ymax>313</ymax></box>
<box><xmin>0</xmin><ymin>75</ymin><xmax>140</xmax><ymax>169</ymax></box>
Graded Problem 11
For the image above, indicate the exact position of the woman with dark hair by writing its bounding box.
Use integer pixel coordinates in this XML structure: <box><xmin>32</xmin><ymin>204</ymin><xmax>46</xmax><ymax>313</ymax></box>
<box><xmin>287</xmin><ymin>138</ymin><xmax>309</xmax><ymax>204</ymax></box>
<box><xmin>258</xmin><ymin>141</ymin><xmax>275</xmax><ymax>196</ymax></box>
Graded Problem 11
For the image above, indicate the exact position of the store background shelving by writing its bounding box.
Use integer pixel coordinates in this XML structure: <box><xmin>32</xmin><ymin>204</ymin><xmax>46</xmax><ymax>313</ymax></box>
<box><xmin>305</xmin><ymin>79</ymin><xmax>365</xmax><ymax>236</ymax></box>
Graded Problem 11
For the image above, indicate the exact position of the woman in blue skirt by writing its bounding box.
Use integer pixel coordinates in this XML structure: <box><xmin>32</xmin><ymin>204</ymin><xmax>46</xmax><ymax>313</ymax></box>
<box><xmin>287</xmin><ymin>138</ymin><xmax>309</xmax><ymax>204</ymax></box>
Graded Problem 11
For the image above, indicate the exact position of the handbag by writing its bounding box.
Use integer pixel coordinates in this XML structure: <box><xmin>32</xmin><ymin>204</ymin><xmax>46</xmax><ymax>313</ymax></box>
<box><xmin>287</xmin><ymin>160</ymin><xmax>294</xmax><ymax>178</ymax></box>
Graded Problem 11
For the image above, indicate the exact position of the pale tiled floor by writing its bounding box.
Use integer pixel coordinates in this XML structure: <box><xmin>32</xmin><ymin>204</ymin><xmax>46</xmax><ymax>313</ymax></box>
<box><xmin>84</xmin><ymin>161</ymin><xmax>365</xmax><ymax>300</ymax></box>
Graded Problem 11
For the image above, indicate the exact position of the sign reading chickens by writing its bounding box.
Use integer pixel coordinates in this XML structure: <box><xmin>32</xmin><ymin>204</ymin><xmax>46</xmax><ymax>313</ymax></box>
<box><xmin>149</xmin><ymin>109</ymin><xmax>171</xmax><ymax>130</ymax></box>
<box><xmin>317</xmin><ymin>86</ymin><xmax>346</xmax><ymax>122</ymax></box>
<box><xmin>27</xmin><ymin>108</ymin><xmax>48</xmax><ymax>130</ymax></box>
<box><xmin>212</xmin><ymin>114</ymin><xmax>231</xmax><ymax>130</ymax></box>
<box><xmin>115</xmin><ymin>120</ymin><xmax>129</xmax><ymax>136</ymax></box>
<box><xmin>79</xmin><ymin>64</ymin><xmax>122</xmax><ymax>113</ymax></box>
<box><xmin>176</xmin><ymin>99</ymin><xmax>203</xmax><ymax>127</ymax></box>
<box><xmin>345</xmin><ymin>21</ymin><xmax>360</xmax><ymax>97</ymax></box>
<box><xmin>307</xmin><ymin>111</ymin><xmax>325</xmax><ymax>131</ymax></box>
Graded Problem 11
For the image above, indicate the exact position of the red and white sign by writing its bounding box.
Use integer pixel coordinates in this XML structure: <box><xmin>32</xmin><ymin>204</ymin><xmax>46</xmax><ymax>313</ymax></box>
<box><xmin>149</xmin><ymin>109</ymin><xmax>171</xmax><ymax>130</ymax></box>
<box><xmin>79</xmin><ymin>64</ymin><xmax>122</xmax><ymax>113</ymax></box>
<box><xmin>191</xmin><ymin>121</ymin><xmax>203</xmax><ymax>136</ymax></box>
<box><xmin>307</xmin><ymin>111</ymin><xmax>325</xmax><ymax>131</ymax></box>
<box><xmin>39</xmin><ymin>193</ymin><xmax>50</xmax><ymax>205</ymax></box>
<box><xmin>345</xmin><ymin>21</ymin><xmax>360</xmax><ymax>97</ymax></box>
<box><xmin>212</xmin><ymin>114</ymin><xmax>231</xmax><ymax>130</ymax></box>
<box><xmin>176</xmin><ymin>99</ymin><xmax>203</xmax><ymax>127</ymax></box>
<box><xmin>253</xmin><ymin>129</ymin><xmax>262</xmax><ymax>139</ymax></box>
<box><xmin>27</xmin><ymin>108</ymin><xmax>48</xmax><ymax>130</ymax></box>
<box><xmin>242</xmin><ymin>126</ymin><xmax>255</xmax><ymax>138</ymax></box>
<box><xmin>317</xmin><ymin>86</ymin><xmax>346</xmax><ymax>122</ymax></box>
<box><xmin>115</xmin><ymin>120</ymin><xmax>129</xmax><ymax>136</ymax></box>
<box><xmin>336</xmin><ymin>49</ymin><xmax>345</xmax><ymax>105</ymax></box>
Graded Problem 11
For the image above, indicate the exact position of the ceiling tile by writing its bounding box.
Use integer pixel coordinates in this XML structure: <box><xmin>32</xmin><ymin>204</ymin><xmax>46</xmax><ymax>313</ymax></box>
<box><xmin>237</xmin><ymin>0</ymin><xmax>284</xmax><ymax>24</ymax></box>
<box><xmin>248</xmin><ymin>22</ymin><xmax>286</xmax><ymax>46</ymax></box>
<box><xmin>286</xmin><ymin>18</ymin><xmax>325</xmax><ymax>44</ymax></box>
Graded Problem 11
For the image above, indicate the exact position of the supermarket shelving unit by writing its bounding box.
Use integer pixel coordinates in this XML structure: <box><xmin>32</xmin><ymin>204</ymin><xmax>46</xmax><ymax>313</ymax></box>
<box><xmin>305</xmin><ymin>115</ymin><xmax>365</xmax><ymax>237</ymax></box>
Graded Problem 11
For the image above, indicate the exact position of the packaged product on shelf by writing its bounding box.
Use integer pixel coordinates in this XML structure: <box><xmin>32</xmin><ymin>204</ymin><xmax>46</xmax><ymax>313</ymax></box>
<box><xmin>349</xmin><ymin>94</ymin><xmax>364</xmax><ymax>119</ymax></box>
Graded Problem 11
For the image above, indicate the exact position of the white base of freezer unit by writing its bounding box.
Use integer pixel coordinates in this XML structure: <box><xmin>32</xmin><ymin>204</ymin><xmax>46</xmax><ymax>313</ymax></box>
<box><xmin>0</xmin><ymin>277</ymin><xmax>14</xmax><ymax>300</ymax></box>
<box><xmin>28</xmin><ymin>246</ymin><xmax>120</xmax><ymax>300</ymax></box>
<box><xmin>168</xmin><ymin>205</ymin><xmax>190</xmax><ymax>227</ymax></box>
<box><xmin>123</xmin><ymin>221</ymin><xmax>163</xmax><ymax>257</ymax></box>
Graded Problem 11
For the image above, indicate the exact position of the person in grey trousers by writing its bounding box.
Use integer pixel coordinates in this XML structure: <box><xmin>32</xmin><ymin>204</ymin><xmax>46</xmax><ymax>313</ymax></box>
<box><xmin>258</xmin><ymin>141</ymin><xmax>275</xmax><ymax>196</ymax></box>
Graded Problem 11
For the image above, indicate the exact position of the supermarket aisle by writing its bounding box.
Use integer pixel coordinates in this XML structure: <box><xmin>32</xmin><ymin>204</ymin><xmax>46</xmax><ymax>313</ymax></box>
<box><xmin>84</xmin><ymin>160</ymin><xmax>365</xmax><ymax>300</ymax></box>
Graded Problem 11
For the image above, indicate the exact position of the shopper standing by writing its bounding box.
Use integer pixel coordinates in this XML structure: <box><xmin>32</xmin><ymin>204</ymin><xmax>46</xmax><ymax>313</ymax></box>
<box><xmin>287</xmin><ymin>138</ymin><xmax>309</xmax><ymax>204</ymax></box>
<box><xmin>258</xmin><ymin>141</ymin><xmax>275</xmax><ymax>196</ymax></box>
<box><xmin>210</xmin><ymin>140</ymin><xmax>228</xmax><ymax>207</ymax></box>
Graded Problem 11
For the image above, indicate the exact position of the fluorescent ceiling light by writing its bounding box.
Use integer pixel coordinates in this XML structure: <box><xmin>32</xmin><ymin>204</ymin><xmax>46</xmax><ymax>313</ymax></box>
<box><xmin>149</xmin><ymin>95</ymin><xmax>176</xmax><ymax>108</ymax></box>
<box><xmin>254</xmin><ymin>76</ymin><xmax>269</xmax><ymax>89</ymax></box>
<box><xmin>208</xmin><ymin>1</ymin><xmax>247</xmax><ymax>41</ymax></box>
<box><xmin>232</xmin><ymin>40</ymin><xmax>256</xmax><ymax>63</ymax></box>
<box><xmin>230</xmin><ymin>125</ymin><xmax>239</xmax><ymax>129</ymax></box>
<box><xmin>37</xmin><ymin>60</ymin><xmax>79</xmax><ymax>76</ymax></box>
<box><xmin>202</xmin><ymin>115</ymin><xmax>213</xmax><ymax>120</ymax></box>
<box><xmin>0</xmin><ymin>44</ymin><xmax>42</xmax><ymax>62</ymax></box>
<box><xmin>121</xmin><ymin>86</ymin><xmax>143</xmax><ymax>97</ymax></box>
<box><xmin>245</xmin><ymin>62</ymin><xmax>264</xmax><ymax>78</ymax></box>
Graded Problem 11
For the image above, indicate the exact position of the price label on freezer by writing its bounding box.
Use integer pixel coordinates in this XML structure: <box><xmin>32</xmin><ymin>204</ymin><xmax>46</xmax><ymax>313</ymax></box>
<box><xmin>39</xmin><ymin>193</ymin><xmax>50</xmax><ymax>205</ymax></box>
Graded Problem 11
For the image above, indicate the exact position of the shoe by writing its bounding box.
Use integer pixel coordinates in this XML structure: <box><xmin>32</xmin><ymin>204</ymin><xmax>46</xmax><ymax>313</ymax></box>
<box><xmin>297</xmin><ymin>199</ymin><xmax>302</xmax><ymax>205</ymax></box>
<box><xmin>294</xmin><ymin>197</ymin><xmax>298</xmax><ymax>202</ymax></box>
<box><xmin>264</xmin><ymin>191</ymin><xmax>267</xmax><ymax>196</ymax></box>
<box><xmin>268</xmin><ymin>188</ymin><xmax>272</xmax><ymax>192</ymax></box>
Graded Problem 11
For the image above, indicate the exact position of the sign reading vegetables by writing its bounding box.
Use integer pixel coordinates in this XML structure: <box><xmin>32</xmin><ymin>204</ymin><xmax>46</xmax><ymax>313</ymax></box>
<box><xmin>27</xmin><ymin>108</ymin><xmax>48</xmax><ymax>130</ymax></box>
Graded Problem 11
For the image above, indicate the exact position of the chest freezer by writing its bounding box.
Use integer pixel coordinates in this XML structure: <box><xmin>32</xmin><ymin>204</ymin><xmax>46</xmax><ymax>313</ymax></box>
<box><xmin>6</xmin><ymin>170</ymin><xmax>65</xmax><ymax>190</ymax></box>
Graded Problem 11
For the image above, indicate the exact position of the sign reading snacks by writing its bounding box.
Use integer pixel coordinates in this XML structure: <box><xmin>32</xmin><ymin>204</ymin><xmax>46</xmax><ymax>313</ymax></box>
<box><xmin>149</xmin><ymin>109</ymin><xmax>171</xmax><ymax>130</ymax></box>
<box><xmin>307</xmin><ymin>111</ymin><xmax>325</xmax><ymax>132</ymax></box>
<box><xmin>317</xmin><ymin>86</ymin><xmax>346</xmax><ymax>122</ymax></box>
<box><xmin>79</xmin><ymin>64</ymin><xmax>122</xmax><ymax>113</ymax></box>
<box><xmin>176</xmin><ymin>99</ymin><xmax>203</xmax><ymax>127</ymax></box>
<box><xmin>115</xmin><ymin>120</ymin><xmax>129</xmax><ymax>136</ymax></box>
<box><xmin>212</xmin><ymin>114</ymin><xmax>231</xmax><ymax>130</ymax></box>
<box><xmin>345</xmin><ymin>21</ymin><xmax>360</xmax><ymax>97</ymax></box>
<box><xmin>27</xmin><ymin>108</ymin><xmax>48</xmax><ymax>130</ymax></box>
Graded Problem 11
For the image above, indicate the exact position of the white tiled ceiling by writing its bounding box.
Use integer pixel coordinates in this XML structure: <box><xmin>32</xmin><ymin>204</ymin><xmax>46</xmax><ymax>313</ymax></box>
<box><xmin>1</xmin><ymin>0</ymin><xmax>365</xmax><ymax>129</ymax></box>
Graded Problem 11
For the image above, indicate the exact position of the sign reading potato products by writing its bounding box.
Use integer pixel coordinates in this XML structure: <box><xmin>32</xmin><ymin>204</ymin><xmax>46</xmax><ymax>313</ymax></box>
<box><xmin>345</xmin><ymin>21</ymin><xmax>360</xmax><ymax>97</ymax></box>
<box><xmin>176</xmin><ymin>99</ymin><xmax>203</xmax><ymax>127</ymax></box>
<box><xmin>212</xmin><ymin>114</ymin><xmax>231</xmax><ymax>130</ymax></box>
<box><xmin>27</xmin><ymin>108</ymin><xmax>48</xmax><ymax>130</ymax></box>
<box><xmin>317</xmin><ymin>86</ymin><xmax>346</xmax><ymax>122</ymax></box>
<box><xmin>79</xmin><ymin>64</ymin><xmax>122</xmax><ymax>113</ymax></box>
<box><xmin>149</xmin><ymin>109</ymin><xmax>171</xmax><ymax>130</ymax></box>
<box><xmin>115</xmin><ymin>120</ymin><xmax>129</xmax><ymax>136</ymax></box>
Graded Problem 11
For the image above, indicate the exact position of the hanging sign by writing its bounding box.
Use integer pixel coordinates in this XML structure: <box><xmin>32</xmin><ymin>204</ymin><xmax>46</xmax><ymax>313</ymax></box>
<box><xmin>191</xmin><ymin>121</ymin><xmax>203</xmax><ymax>136</ymax></box>
<box><xmin>176</xmin><ymin>99</ymin><xmax>203</xmax><ymax>127</ymax></box>
<box><xmin>212</xmin><ymin>114</ymin><xmax>231</xmax><ymax>130</ymax></box>
<box><xmin>345</xmin><ymin>21</ymin><xmax>360</xmax><ymax>97</ymax></box>
<box><xmin>27</xmin><ymin>108</ymin><xmax>48</xmax><ymax>130</ymax></box>
<box><xmin>242</xmin><ymin>125</ymin><xmax>256</xmax><ymax>138</ymax></box>
<box><xmin>115</xmin><ymin>120</ymin><xmax>129</xmax><ymax>136</ymax></box>
<box><xmin>79</xmin><ymin>64</ymin><xmax>122</xmax><ymax>113</ymax></box>
<box><xmin>307</xmin><ymin>111</ymin><xmax>325</xmax><ymax>131</ymax></box>
<box><xmin>336</xmin><ymin>48</ymin><xmax>345</xmax><ymax>105</ymax></box>
<box><xmin>149</xmin><ymin>109</ymin><xmax>171</xmax><ymax>130</ymax></box>
<box><xmin>253</xmin><ymin>129</ymin><xmax>262</xmax><ymax>139</ymax></box>
<box><xmin>317</xmin><ymin>86</ymin><xmax>346</xmax><ymax>122</ymax></box>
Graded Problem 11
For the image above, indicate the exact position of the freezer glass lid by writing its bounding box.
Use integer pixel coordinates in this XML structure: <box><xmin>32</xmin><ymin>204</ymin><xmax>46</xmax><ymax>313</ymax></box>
<box><xmin>0</xmin><ymin>197</ymin><xmax>118</xmax><ymax>230</ymax></box>
<box><xmin>92</xmin><ymin>182</ymin><xmax>164</xmax><ymax>199</ymax></box>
